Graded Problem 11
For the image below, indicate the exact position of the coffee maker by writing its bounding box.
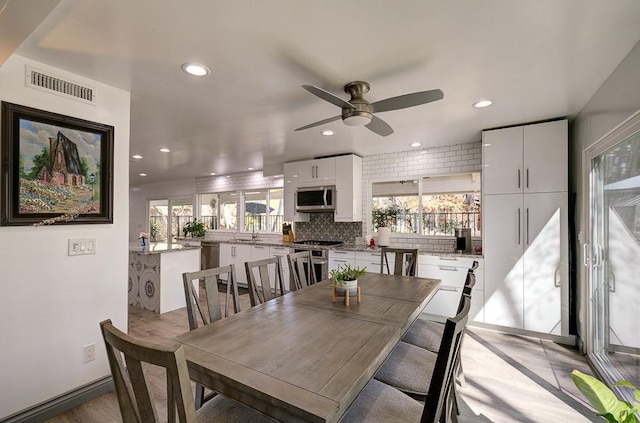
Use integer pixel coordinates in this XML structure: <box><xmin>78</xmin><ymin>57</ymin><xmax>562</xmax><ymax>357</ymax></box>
<box><xmin>454</xmin><ymin>228</ymin><xmax>472</xmax><ymax>254</ymax></box>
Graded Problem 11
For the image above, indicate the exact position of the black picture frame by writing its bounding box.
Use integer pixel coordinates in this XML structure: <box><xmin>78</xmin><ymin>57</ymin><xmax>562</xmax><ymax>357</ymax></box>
<box><xmin>1</xmin><ymin>102</ymin><xmax>114</xmax><ymax>226</ymax></box>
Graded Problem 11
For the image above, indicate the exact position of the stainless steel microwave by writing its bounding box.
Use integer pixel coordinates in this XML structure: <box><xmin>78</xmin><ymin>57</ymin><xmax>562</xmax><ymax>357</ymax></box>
<box><xmin>295</xmin><ymin>186</ymin><xmax>335</xmax><ymax>212</ymax></box>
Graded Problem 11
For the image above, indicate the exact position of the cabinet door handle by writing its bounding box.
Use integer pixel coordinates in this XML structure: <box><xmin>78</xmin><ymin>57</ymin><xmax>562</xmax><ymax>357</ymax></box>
<box><xmin>439</xmin><ymin>266</ymin><xmax>459</xmax><ymax>271</ymax></box>
<box><xmin>517</xmin><ymin>169</ymin><xmax>521</xmax><ymax>189</ymax></box>
<box><xmin>333</xmin><ymin>259</ymin><xmax>348</xmax><ymax>263</ymax></box>
<box><xmin>554</xmin><ymin>267</ymin><xmax>561</xmax><ymax>287</ymax></box>
<box><xmin>526</xmin><ymin>168</ymin><xmax>529</xmax><ymax>189</ymax></box>
<box><xmin>526</xmin><ymin>208</ymin><xmax>530</xmax><ymax>245</ymax></box>
<box><xmin>582</xmin><ymin>243</ymin><xmax>590</xmax><ymax>267</ymax></box>
<box><xmin>438</xmin><ymin>286</ymin><xmax>459</xmax><ymax>292</ymax></box>
<box><xmin>439</xmin><ymin>256</ymin><xmax>458</xmax><ymax>261</ymax></box>
<box><xmin>517</xmin><ymin>208</ymin><xmax>521</xmax><ymax>245</ymax></box>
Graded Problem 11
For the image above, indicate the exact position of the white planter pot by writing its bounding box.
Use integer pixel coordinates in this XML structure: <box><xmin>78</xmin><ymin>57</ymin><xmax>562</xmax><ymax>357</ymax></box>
<box><xmin>378</xmin><ymin>227</ymin><xmax>390</xmax><ymax>246</ymax></box>
<box><xmin>335</xmin><ymin>279</ymin><xmax>358</xmax><ymax>296</ymax></box>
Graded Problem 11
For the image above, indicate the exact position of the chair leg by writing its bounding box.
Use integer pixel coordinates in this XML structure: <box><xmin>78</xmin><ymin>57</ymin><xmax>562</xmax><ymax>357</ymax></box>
<box><xmin>456</xmin><ymin>360</ymin><xmax>466</xmax><ymax>387</ymax></box>
<box><xmin>195</xmin><ymin>384</ymin><xmax>206</xmax><ymax>410</ymax></box>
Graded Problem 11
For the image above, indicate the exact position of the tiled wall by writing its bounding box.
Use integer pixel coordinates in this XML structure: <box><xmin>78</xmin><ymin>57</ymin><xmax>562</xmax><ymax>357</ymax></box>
<box><xmin>361</xmin><ymin>141</ymin><xmax>483</xmax><ymax>252</ymax></box>
<box><xmin>196</xmin><ymin>170</ymin><xmax>283</xmax><ymax>192</ymax></box>
<box><xmin>294</xmin><ymin>212</ymin><xmax>362</xmax><ymax>243</ymax></box>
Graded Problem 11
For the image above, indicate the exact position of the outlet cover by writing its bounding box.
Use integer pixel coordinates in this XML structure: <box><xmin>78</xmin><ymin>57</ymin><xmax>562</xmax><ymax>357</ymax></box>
<box><xmin>83</xmin><ymin>343</ymin><xmax>96</xmax><ymax>363</ymax></box>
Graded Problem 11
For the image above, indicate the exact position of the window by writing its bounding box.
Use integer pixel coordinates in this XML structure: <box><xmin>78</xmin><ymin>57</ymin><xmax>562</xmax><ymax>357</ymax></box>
<box><xmin>371</xmin><ymin>173</ymin><xmax>481</xmax><ymax>236</ymax></box>
<box><xmin>198</xmin><ymin>188</ymin><xmax>284</xmax><ymax>233</ymax></box>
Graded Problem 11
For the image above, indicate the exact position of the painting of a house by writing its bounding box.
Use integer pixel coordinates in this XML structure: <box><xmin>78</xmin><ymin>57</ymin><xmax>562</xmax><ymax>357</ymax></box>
<box><xmin>36</xmin><ymin>131</ymin><xmax>85</xmax><ymax>186</ymax></box>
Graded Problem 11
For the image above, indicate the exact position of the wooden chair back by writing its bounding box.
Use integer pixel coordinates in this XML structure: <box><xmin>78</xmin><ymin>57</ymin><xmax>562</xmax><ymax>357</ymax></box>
<box><xmin>287</xmin><ymin>250</ymin><xmax>317</xmax><ymax>291</ymax></box>
<box><xmin>380</xmin><ymin>247</ymin><xmax>418</xmax><ymax>276</ymax></box>
<box><xmin>100</xmin><ymin>319</ymin><xmax>197</xmax><ymax>423</ymax></box>
<box><xmin>420</xmin><ymin>295</ymin><xmax>471</xmax><ymax>423</ymax></box>
<box><xmin>182</xmin><ymin>265</ymin><xmax>241</xmax><ymax>331</ymax></box>
<box><xmin>245</xmin><ymin>256</ymin><xmax>285</xmax><ymax>306</ymax></box>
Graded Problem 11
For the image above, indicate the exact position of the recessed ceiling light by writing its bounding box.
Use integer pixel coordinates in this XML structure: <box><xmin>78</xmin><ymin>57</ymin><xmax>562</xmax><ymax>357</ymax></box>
<box><xmin>322</xmin><ymin>130</ymin><xmax>335</xmax><ymax>136</ymax></box>
<box><xmin>410</xmin><ymin>142</ymin><xmax>421</xmax><ymax>147</ymax></box>
<box><xmin>226</xmin><ymin>175</ymin><xmax>231</xmax><ymax>178</ymax></box>
<box><xmin>132</xmin><ymin>154</ymin><xmax>143</xmax><ymax>159</ymax></box>
<box><xmin>181</xmin><ymin>63</ymin><xmax>210</xmax><ymax>77</ymax></box>
<box><xmin>473</xmin><ymin>100</ymin><xmax>493</xmax><ymax>108</ymax></box>
<box><xmin>210</xmin><ymin>172</ymin><xmax>216</xmax><ymax>176</ymax></box>
<box><xmin>159</xmin><ymin>148</ymin><xmax>170</xmax><ymax>153</ymax></box>
<box><xmin>248</xmin><ymin>167</ymin><xmax>254</xmax><ymax>170</ymax></box>
<box><xmin>139</xmin><ymin>173</ymin><xmax>147</xmax><ymax>177</ymax></box>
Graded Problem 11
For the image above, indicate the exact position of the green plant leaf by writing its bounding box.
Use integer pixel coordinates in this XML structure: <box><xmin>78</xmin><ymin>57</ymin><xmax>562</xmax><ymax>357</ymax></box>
<box><xmin>571</xmin><ymin>370</ymin><xmax>638</xmax><ymax>423</ymax></box>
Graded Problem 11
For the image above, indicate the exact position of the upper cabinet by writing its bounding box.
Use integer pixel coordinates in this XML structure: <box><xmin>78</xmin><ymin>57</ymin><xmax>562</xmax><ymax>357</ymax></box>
<box><xmin>296</xmin><ymin>157</ymin><xmax>337</xmax><ymax>187</ymax></box>
<box><xmin>482</xmin><ymin>120</ymin><xmax>568</xmax><ymax>195</ymax></box>
<box><xmin>284</xmin><ymin>154</ymin><xmax>362</xmax><ymax>222</ymax></box>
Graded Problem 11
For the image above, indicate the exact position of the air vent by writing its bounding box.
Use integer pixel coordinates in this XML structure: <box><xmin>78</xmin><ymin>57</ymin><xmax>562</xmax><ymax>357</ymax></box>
<box><xmin>25</xmin><ymin>66</ymin><xmax>96</xmax><ymax>104</ymax></box>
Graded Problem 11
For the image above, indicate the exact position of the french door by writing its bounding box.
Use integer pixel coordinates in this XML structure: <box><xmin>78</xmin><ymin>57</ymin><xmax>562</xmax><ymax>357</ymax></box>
<box><xmin>148</xmin><ymin>197</ymin><xmax>193</xmax><ymax>242</ymax></box>
<box><xmin>585</xmin><ymin>112</ymin><xmax>640</xmax><ymax>389</ymax></box>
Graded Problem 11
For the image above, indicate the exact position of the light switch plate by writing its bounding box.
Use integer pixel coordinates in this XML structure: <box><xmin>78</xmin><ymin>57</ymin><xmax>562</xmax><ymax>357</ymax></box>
<box><xmin>68</xmin><ymin>238</ymin><xmax>96</xmax><ymax>256</ymax></box>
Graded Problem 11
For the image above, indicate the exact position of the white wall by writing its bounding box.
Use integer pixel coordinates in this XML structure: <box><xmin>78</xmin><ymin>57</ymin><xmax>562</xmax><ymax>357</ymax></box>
<box><xmin>0</xmin><ymin>55</ymin><xmax>130</xmax><ymax>418</ymax></box>
<box><xmin>129</xmin><ymin>178</ymin><xmax>195</xmax><ymax>241</ymax></box>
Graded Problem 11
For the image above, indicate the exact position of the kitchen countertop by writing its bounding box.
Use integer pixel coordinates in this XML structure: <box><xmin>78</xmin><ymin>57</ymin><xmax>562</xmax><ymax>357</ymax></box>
<box><xmin>216</xmin><ymin>239</ymin><xmax>482</xmax><ymax>258</ymax></box>
<box><xmin>129</xmin><ymin>242</ymin><xmax>201</xmax><ymax>255</ymax></box>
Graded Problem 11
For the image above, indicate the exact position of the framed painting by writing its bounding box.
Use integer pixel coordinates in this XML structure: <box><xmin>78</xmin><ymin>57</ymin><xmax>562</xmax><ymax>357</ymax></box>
<box><xmin>1</xmin><ymin>102</ymin><xmax>114</xmax><ymax>225</ymax></box>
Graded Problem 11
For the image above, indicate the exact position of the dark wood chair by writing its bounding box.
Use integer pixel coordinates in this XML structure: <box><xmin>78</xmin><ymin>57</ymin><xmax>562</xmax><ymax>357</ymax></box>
<box><xmin>287</xmin><ymin>250</ymin><xmax>317</xmax><ymax>291</ymax></box>
<box><xmin>245</xmin><ymin>256</ymin><xmax>285</xmax><ymax>306</ymax></box>
<box><xmin>340</xmin><ymin>295</ymin><xmax>471</xmax><ymax>423</ymax></box>
<box><xmin>182</xmin><ymin>265</ymin><xmax>241</xmax><ymax>408</ymax></box>
<box><xmin>380</xmin><ymin>247</ymin><xmax>418</xmax><ymax>276</ymax></box>
<box><xmin>402</xmin><ymin>261</ymin><xmax>478</xmax><ymax>352</ymax></box>
<box><xmin>99</xmin><ymin>319</ymin><xmax>276</xmax><ymax>423</ymax></box>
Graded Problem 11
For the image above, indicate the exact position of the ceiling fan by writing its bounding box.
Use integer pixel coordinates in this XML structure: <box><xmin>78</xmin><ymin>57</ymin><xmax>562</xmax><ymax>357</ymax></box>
<box><xmin>294</xmin><ymin>81</ymin><xmax>443</xmax><ymax>137</ymax></box>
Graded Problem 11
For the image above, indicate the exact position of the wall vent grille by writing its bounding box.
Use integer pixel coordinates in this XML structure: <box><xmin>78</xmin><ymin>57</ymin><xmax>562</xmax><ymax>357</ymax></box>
<box><xmin>25</xmin><ymin>66</ymin><xmax>96</xmax><ymax>104</ymax></box>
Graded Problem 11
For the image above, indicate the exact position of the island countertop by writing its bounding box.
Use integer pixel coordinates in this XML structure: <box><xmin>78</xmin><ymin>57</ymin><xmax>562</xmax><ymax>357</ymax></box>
<box><xmin>129</xmin><ymin>242</ymin><xmax>201</xmax><ymax>255</ymax></box>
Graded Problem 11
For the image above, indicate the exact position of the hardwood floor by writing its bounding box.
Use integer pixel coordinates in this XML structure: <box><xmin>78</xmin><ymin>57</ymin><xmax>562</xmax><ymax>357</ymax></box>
<box><xmin>46</xmin><ymin>293</ymin><xmax>600</xmax><ymax>423</ymax></box>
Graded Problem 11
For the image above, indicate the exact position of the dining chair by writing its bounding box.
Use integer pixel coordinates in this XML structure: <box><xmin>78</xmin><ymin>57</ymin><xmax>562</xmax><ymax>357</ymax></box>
<box><xmin>340</xmin><ymin>295</ymin><xmax>471</xmax><ymax>423</ymax></box>
<box><xmin>99</xmin><ymin>319</ymin><xmax>276</xmax><ymax>423</ymax></box>
<box><xmin>245</xmin><ymin>256</ymin><xmax>285</xmax><ymax>306</ymax></box>
<box><xmin>380</xmin><ymin>247</ymin><xmax>418</xmax><ymax>276</ymax></box>
<box><xmin>402</xmin><ymin>261</ymin><xmax>478</xmax><ymax>352</ymax></box>
<box><xmin>183</xmin><ymin>265</ymin><xmax>241</xmax><ymax>408</ymax></box>
<box><xmin>287</xmin><ymin>250</ymin><xmax>317</xmax><ymax>291</ymax></box>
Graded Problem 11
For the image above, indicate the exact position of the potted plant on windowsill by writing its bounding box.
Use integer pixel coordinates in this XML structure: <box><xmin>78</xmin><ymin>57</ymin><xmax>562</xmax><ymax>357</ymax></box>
<box><xmin>330</xmin><ymin>263</ymin><xmax>367</xmax><ymax>295</ymax></box>
<box><xmin>183</xmin><ymin>219</ymin><xmax>206</xmax><ymax>238</ymax></box>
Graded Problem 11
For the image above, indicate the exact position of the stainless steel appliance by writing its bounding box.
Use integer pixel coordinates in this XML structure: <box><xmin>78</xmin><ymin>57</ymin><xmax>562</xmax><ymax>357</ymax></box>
<box><xmin>200</xmin><ymin>241</ymin><xmax>220</xmax><ymax>269</ymax></box>
<box><xmin>454</xmin><ymin>228</ymin><xmax>472</xmax><ymax>254</ymax></box>
<box><xmin>294</xmin><ymin>240</ymin><xmax>342</xmax><ymax>281</ymax></box>
<box><xmin>295</xmin><ymin>186</ymin><xmax>336</xmax><ymax>212</ymax></box>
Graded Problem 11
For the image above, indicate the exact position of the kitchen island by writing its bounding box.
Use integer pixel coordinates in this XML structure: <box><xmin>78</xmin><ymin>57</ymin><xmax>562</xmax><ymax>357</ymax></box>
<box><xmin>128</xmin><ymin>242</ymin><xmax>201</xmax><ymax>313</ymax></box>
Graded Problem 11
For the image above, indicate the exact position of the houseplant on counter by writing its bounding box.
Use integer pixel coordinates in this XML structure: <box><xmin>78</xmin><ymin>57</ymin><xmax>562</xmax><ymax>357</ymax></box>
<box><xmin>330</xmin><ymin>263</ymin><xmax>367</xmax><ymax>295</ymax></box>
<box><xmin>182</xmin><ymin>219</ymin><xmax>206</xmax><ymax>237</ymax></box>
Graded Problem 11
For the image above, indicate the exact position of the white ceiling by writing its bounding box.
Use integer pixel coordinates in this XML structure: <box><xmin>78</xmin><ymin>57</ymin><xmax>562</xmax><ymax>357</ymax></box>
<box><xmin>8</xmin><ymin>0</ymin><xmax>640</xmax><ymax>185</ymax></box>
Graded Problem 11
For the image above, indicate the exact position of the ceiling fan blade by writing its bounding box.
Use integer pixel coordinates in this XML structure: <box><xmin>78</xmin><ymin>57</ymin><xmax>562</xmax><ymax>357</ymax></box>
<box><xmin>294</xmin><ymin>115</ymin><xmax>342</xmax><ymax>131</ymax></box>
<box><xmin>371</xmin><ymin>89</ymin><xmax>444</xmax><ymax>113</ymax></box>
<box><xmin>302</xmin><ymin>85</ymin><xmax>355</xmax><ymax>109</ymax></box>
<box><xmin>365</xmin><ymin>115</ymin><xmax>394</xmax><ymax>137</ymax></box>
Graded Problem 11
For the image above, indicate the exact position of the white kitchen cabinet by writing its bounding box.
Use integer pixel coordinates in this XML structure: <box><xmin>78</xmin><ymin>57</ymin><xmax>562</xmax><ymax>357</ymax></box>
<box><xmin>219</xmin><ymin>243</ymin><xmax>252</xmax><ymax>285</ymax></box>
<box><xmin>334</xmin><ymin>155</ymin><xmax>363</xmax><ymax>222</ymax></box>
<box><xmin>483</xmin><ymin>120</ymin><xmax>567</xmax><ymax>195</ymax></box>
<box><xmin>418</xmin><ymin>256</ymin><xmax>484</xmax><ymax>322</ymax></box>
<box><xmin>283</xmin><ymin>162</ymin><xmax>310</xmax><ymax>222</ymax></box>
<box><xmin>483</xmin><ymin>192</ymin><xmax>568</xmax><ymax>334</ymax></box>
<box><xmin>269</xmin><ymin>246</ymin><xmax>292</xmax><ymax>292</ymax></box>
<box><xmin>296</xmin><ymin>157</ymin><xmax>336</xmax><ymax>186</ymax></box>
<box><xmin>354</xmin><ymin>251</ymin><xmax>385</xmax><ymax>274</ymax></box>
<box><xmin>328</xmin><ymin>250</ymin><xmax>355</xmax><ymax>273</ymax></box>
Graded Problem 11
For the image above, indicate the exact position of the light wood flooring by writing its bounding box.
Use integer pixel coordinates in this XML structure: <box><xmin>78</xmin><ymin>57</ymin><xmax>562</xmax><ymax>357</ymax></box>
<box><xmin>46</xmin><ymin>291</ymin><xmax>601</xmax><ymax>423</ymax></box>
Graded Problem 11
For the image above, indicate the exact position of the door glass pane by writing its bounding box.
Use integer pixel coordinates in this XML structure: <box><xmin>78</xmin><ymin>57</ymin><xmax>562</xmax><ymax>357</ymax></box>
<box><xmin>590</xmin><ymin>131</ymin><xmax>640</xmax><ymax>388</ymax></box>
<box><xmin>149</xmin><ymin>199</ymin><xmax>168</xmax><ymax>242</ymax></box>
<box><xmin>171</xmin><ymin>198</ymin><xmax>193</xmax><ymax>240</ymax></box>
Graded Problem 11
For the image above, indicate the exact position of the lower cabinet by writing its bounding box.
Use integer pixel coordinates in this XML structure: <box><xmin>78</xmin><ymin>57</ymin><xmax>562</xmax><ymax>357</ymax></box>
<box><xmin>219</xmin><ymin>243</ymin><xmax>252</xmax><ymax>285</ymax></box>
<box><xmin>269</xmin><ymin>246</ymin><xmax>291</xmax><ymax>292</ymax></box>
<box><xmin>418</xmin><ymin>256</ymin><xmax>484</xmax><ymax>323</ymax></box>
<box><xmin>220</xmin><ymin>243</ymin><xmax>293</xmax><ymax>291</ymax></box>
<box><xmin>328</xmin><ymin>250</ymin><xmax>355</xmax><ymax>273</ymax></box>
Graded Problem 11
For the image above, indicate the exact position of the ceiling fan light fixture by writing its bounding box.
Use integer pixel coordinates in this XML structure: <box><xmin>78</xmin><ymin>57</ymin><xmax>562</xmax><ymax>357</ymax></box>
<box><xmin>343</xmin><ymin>114</ymin><xmax>372</xmax><ymax>126</ymax></box>
<box><xmin>321</xmin><ymin>130</ymin><xmax>335</xmax><ymax>136</ymax></box>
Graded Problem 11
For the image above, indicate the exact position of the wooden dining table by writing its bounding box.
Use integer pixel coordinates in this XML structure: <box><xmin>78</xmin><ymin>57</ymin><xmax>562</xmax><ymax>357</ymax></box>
<box><xmin>174</xmin><ymin>272</ymin><xmax>440</xmax><ymax>423</ymax></box>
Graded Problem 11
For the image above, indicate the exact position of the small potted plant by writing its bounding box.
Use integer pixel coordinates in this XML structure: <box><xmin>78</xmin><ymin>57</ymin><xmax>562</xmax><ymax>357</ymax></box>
<box><xmin>330</xmin><ymin>263</ymin><xmax>367</xmax><ymax>295</ymax></box>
